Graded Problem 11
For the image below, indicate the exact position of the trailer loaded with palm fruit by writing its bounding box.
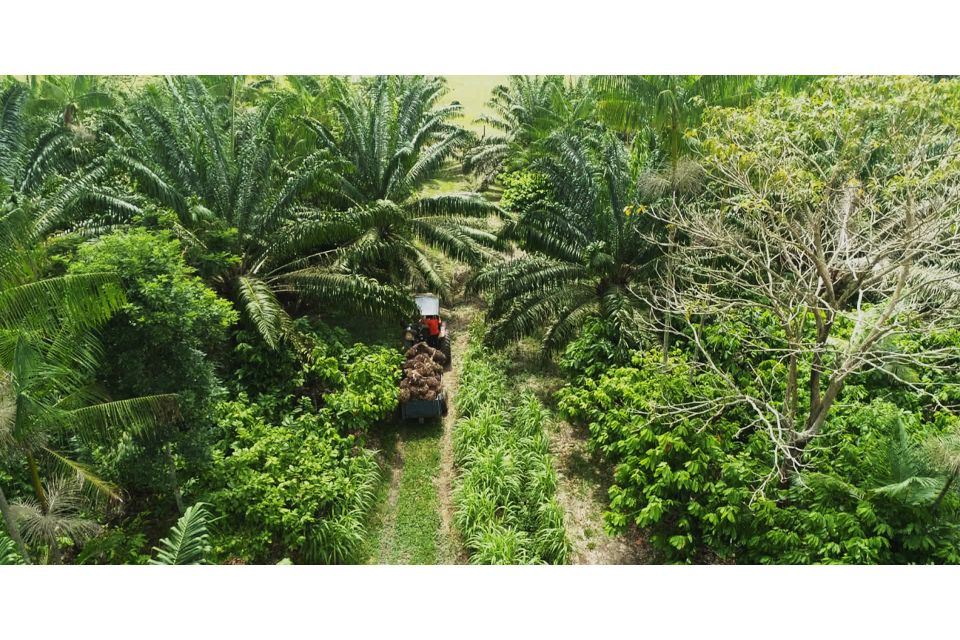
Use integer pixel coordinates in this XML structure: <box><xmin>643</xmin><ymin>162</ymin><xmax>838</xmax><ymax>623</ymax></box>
<box><xmin>399</xmin><ymin>294</ymin><xmax>450</xmax><ymax>421</ymax></box>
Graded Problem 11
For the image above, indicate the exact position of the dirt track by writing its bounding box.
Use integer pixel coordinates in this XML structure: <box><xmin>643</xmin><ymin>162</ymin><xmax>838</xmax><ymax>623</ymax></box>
<box><xmin>435</xmin><ymin>304</ymin><xmax>475</xmax><ymax>564</ymax></box>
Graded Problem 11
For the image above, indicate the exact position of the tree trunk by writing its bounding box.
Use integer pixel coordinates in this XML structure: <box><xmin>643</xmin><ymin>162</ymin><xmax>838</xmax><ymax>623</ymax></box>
<box><xmin>932</xmin><ymin>469</ymin><xmax>959</xmax><ymax>512</ymax></box>
<box><xmin>662</xmin><ymin>224</ymin><xmax>677</xmax><ymax>366</ymax></box>
<box><xmin>26</xmin><ymin>453</ymin><xmax>48</xmax><ymax>513</ymax></box>
<box><xmin>47</xmin><ymin>536</ymin><xmax>62</xmax><ymax>565</ymax></box>
<box><xmin>165</xmin><ymin>443</ymin><xmax>184</xmax><ymax>514</ymax></box>
<box><xmin>661</xmin><ymin>312</ymin><xmax>671</xmax><ymax>365</ymax></box>
<box><xmin>0</xmin><ymin>484</ymin><xmax>29</xmax><ymax>563</ymax></box>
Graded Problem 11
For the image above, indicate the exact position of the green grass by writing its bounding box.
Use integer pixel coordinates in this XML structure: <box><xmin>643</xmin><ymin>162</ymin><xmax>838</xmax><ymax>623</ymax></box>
<box><xmin>391</xmin><ymin>421</ymin><xmax>444</xmax><ymax>564</ymax></box>
<box><xmin>366</xmin><ymin>419</ymin><xmax>446</xmax><ymax>564</ymax></box>
<box><xmin>363</xmin><ymin>427</ymin><xmax>399</xmax><ymax>561</ymax></box>
<box><xmin>451</xmin><ymin>327</ymin><xmax>571</xmax><ymax>564</ymax></box>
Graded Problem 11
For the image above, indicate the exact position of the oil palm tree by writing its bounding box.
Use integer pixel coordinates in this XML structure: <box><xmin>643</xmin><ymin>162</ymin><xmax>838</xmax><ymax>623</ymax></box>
<box><xmin>301</xmin><ymin>76</ymin><xmax>503</xmax><ymax>296</ymax></box>
<box><xmin>472</xmin><ymin>129</ymin><xmax>662</xmax><ymax>354</ymax></box>
<box><xmin>111</xmin><ymin>76</ymin><xmax>413</xmax><ymax>348</ymax></box>
<box><xmin>462</xmin><ymin>76</ymin><xmax>574</xmax><ymax>189</ymax></box>
<box><xmin>1</xmin><ymin>81</ymin><xmax>134</xmax><ymax>238</ymax></box>
<box><xmin>277</xmin><ymin>76</ymin><xmax>336</xmax><ymax>162</ymax></box>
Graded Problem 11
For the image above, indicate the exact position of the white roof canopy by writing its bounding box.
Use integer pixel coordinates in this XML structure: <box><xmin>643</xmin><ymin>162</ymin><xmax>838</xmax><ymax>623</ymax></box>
<box><xmin>414</xmin><ymin>294</ymin><xmax>440</xmax><ymax>316</ymax></box>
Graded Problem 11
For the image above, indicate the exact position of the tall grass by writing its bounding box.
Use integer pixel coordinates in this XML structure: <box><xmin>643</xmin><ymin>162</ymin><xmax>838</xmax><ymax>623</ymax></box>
<box><xmin>452</xmin><ymin>325</ymin><xmax>571</xmax><ymax>564</ymax></box>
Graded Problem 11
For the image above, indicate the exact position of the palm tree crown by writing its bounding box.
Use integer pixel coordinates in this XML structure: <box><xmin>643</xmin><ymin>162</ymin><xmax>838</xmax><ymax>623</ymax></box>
<box><xmin>111</xmin><ymin>76</ymin><xmax>412</xmax><ymax>348</ymax></box>
<box><xmin>1</xmin><ymin>81</ymin><xmax>130</xmax><ymax>238</ymax></box>
<box><xmin>303</xmin><ymin>76</ymin><xmax>503</xmax><ymax>296</ymax></box>
<box><xmin>473</xmin><ymin>129</ymin><xmax>662</xmax><ymax>353</ymax></box>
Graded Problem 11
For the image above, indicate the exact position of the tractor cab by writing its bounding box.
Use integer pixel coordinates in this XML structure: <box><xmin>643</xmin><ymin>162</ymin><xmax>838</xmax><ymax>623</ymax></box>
<box><xmin>403</xmin><ymin>293</ymin><xmax>451</xmax><ymax>366</ymax></box>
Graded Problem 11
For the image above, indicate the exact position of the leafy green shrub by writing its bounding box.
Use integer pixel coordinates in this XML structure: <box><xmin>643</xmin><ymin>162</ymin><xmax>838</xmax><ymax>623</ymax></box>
<box><xmin>0</xmin><ymin>533</ymin><xmax>25</xmax><ymax>565</ymax></box>
<box><xmin>558</xmin><ymin>349</ymin><xmax>756</xmax><ymax>562</ymax></box>
<box><xmin>323</xmin><ymin>344</ymin><xmax>404</xmax><ymax>433</ymax></box>
<box><xmin>558</xmin><ymin>317</ymin><xmax>620</xmax><ymax>379</ymax></box>
<box><xmin>747</xmin><ymin>402</ymin><xmax>960</xmax><ymax>564</ymax></box>
<box><xmin>208</xmin><ymin>396</ymin><xmax>379</xmax><ymax>564</ymax></box>
<box><xmin>205</xmin><ymin>335</ymin><xmax>401</xmax><ymax>564</ymax></box>
<box><xmin>498</xmin><ymin>170</ymin><xmax>553</xmax><ymax>213</ymax></box>
<box><xmin>68</xmin><ymin>228</ymin><xmax>238</xmax><ymax>500</ymax></box>
<box><xmin>558</xmin><ymin>349</ymin><xmax>960</xmax><ymax>564</ymax></box>
<box><xmin>76</xmin><ymin>522</ymin><xmax>151</xmax><ymax>565</ymax></box>
<box><xmin>68</xmin><ymin>227</ymin><xmax>238</xmax><ymax>416</ymax></box>
<box><xmin>229</xmin><ymin>317</ymin><xmax>402</xmax><ymax>429</ymax></box>
<box><xmin>229</xmin><ymin>318</ymin><xmax>352</xmax><ymax>396</ymax></box>
<box><xmin>452</xmin><ymin>335</ymin><xmax>570</xmax><ymax>564</ymax></box>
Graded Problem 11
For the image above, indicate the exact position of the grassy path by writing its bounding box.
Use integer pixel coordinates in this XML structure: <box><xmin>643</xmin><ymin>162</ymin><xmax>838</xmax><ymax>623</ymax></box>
<box><xmin>366</xmin><ymin>417</ymin><xmax>451</xmax><ymax>564</ymax></box>
<box><xmin>504</xmin><ymin>338</ymin><xmax>650</xmax><ymax>564</ymax></box>
<box><xmin>364</xmin><ymin>299</ymin><xmax>474</xmax><ymax>565</ymax></box>
<box><xmin>364</xmin><ymin>77</ymin><xmax>642</xmax><ymax>563</ymax></box>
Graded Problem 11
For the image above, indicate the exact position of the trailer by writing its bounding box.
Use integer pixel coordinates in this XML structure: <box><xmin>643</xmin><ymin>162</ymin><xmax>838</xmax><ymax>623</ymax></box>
<box><xmin>398</xmin><ymin>294</ymin><xmax>450</xmax><ymax>422</ymax></box>
<box><xmin>399</xmin><ymin>389</ymin><xmax>448</xmax><ymax>422</ymax></box>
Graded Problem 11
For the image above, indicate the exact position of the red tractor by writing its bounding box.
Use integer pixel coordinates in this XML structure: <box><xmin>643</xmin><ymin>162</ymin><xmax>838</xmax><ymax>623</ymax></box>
<box><xmin>402</xmin><ymin>293</ymin><xmax>452</xmax><ymax>368</ymax></box>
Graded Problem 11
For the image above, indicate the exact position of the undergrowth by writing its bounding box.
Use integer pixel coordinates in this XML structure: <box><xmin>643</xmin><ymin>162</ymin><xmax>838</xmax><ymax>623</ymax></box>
<box><xmin>452</xmin><ymin>321</ymin><xmax>570</xmax><ymax>564</ymax></box>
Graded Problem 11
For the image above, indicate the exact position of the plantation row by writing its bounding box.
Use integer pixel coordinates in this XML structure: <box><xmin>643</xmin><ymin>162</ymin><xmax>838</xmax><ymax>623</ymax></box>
<box><xmin>453</xmin><ymin>323</ymin><xmax>569</xmax><ymax>564</ymax></box>
<box><xmin>2</xmin><ymin>74</ymin><xmax>960</xmax><ymax>564</ymax></box>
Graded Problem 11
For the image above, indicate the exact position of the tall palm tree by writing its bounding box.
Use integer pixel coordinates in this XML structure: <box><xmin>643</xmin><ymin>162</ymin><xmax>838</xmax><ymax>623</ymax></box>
<box><xmin>472</xmin><ymin>129</ymin><xmax>662</xmax><ymax>353</ymax></box>
<box><xmin>1</xmin><ymin>84</ymin><xmax>179</xmax><ymax>557</ymax></box>
<box><xmin>302</xmin><ymin>76</ymin><xmax>503</xmax><ymax>296</ymax></box>
<box><xmin>22</xmin><ymin>75</ymin><xmax>117</xmax><ymax>128</ymax></box>
<box><xmin>0</xmin><ymin>81</ymin><xmax>134</xmax><ymax>238</ymax></box>
<box><xmin>592</xmin><ymin>75</ymin><xmax>820</xmax><ymax>197</ymax></box>
<box><xmin>462</xmin><ymin>75</ymin><xmax>581</xmax><ymax>189</ymax></box>
<box><xmin>111</xmin><ymin>76</ymin><xmax>413</xmax><ymax>348</ymax></box>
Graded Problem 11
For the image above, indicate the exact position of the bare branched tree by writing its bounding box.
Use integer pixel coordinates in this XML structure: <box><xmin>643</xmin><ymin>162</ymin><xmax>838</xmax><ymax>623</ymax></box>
<box><xmin>639</xmin><ymin>77</ymin><xmax>960</xmax><ymax>482</ymax></box>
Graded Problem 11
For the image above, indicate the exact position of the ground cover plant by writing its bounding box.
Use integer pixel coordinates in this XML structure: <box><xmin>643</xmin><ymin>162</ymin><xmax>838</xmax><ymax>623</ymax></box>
<box><xmin>452</xmin><ymin>321</ymin><xmax>570</xmax><ymax>564</ymax></box>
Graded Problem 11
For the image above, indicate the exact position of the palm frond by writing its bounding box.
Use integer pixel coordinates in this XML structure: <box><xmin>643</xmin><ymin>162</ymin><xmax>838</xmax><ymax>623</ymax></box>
<box><xmin>0</xmin><ymin>272</ymin><xmax>125</xmax><ymax>333</ymax></box>
<box><xmin>149</xmin><ymin>502</ymin><xmax>212</xmax><ymax>565</ymax></box>
<box><xmin>65</xmin><ymin>393</ymin><xmax>178</xmax><ymax>442</ymax></box>
<box><xmin>237</xmin><ymin>275</ymin><xmax>288</xmax><ymax>350</ymax></box>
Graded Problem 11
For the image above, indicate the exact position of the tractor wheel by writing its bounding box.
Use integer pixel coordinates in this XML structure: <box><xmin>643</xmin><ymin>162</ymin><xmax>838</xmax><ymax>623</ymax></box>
<box><xmin>440</xmin><ymin>395</ymin><xmax>449</xmax><ymax>417</ymax></box>
<box><xmin>440</xmin><ymin>336</ymin><xmax>452</xmax><ymax>369</ymax></box>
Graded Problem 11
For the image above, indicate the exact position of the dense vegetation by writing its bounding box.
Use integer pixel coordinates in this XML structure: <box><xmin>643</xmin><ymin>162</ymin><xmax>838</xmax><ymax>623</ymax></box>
<box><xmin>453</xmin><ymin>323</ymin><xmax>569</xmax><ymax>564</ymax></box>
<box><xmin>2</xmin><ymin>74</ymin><xmax>959</xmax><ymax>565</ymax></box>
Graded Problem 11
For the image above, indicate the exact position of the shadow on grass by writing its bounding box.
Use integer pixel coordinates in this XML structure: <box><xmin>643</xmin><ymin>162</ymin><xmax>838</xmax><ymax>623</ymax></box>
<box><xmin>563</xmin><ymin>426</ymin><xmax>616</xmax><ymax>502</ymax></box>
<box><xmin>496</xmin><ymin>337</ymin><xmax>620</xmax><ymax>507</ymax></box>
